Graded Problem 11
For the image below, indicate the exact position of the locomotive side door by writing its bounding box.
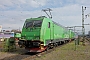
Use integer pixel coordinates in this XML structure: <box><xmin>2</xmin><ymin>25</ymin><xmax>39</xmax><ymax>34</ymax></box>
<box><xmin>48</xmin><ymin>22</ymin><xmax>54</xmax><ymax>41</ymax></box>
<box><xmin>48</xmin><ymin>22</ymin><xmax>51</xmax><ymax>40</ymax></box>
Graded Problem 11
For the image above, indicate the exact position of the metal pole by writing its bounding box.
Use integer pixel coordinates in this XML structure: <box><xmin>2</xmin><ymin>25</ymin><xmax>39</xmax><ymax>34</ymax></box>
<box><xmin>82</xmin><ymin>6</ymin><xmax>85</xmax><ymax>45</ymax></box>
<box><xmin>74</xmin><ymin>26</ymin><xmax>76</xmax><ymax>51</ymax></box>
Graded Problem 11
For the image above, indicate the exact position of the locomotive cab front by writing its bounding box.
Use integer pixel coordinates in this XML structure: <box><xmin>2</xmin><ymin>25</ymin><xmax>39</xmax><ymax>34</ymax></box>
<box><xmin>18</xmin><ymin>17</ymin><xmax>46</xmax><ymax>52</ymax></box>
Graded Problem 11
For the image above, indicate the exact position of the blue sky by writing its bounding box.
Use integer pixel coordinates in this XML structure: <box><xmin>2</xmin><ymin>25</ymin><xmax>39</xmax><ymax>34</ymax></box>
<box><xmin>0</xmin><ymin>0</ymin><xmax>90</xmax><ymax>34</ymax></box>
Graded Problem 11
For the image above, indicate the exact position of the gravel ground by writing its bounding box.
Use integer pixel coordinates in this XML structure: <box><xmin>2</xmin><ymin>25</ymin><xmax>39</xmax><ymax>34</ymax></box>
<box><xmin>0</xmin><ymin>52</ymin><xmax>16</xmax><ymax>60</ymax></box>
<box><xmin>0</xmin><ymin>48</ymin><xmax>28</xmax><ymax>60</ymax></box>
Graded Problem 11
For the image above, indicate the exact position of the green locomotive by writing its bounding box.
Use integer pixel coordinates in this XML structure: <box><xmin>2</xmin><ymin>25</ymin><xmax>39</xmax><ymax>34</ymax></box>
<box><xmin>18</xmin><ymin>16</ymin><xmax>75</xmax><ymax>52</ymax></box>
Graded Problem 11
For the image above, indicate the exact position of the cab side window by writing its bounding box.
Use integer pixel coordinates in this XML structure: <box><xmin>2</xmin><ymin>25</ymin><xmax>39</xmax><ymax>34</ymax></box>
<box><xmin>48</xmin><ymin>22</ymin><xmax>50</xmax><ymax>28</ymax></box>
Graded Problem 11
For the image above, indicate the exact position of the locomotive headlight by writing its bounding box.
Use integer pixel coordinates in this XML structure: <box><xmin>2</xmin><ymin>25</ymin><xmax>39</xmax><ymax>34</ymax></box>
<box><xmin>40</xmin><ymin>44</ymin><xmax>44</xmax><ymax>49</ymax></box>
<box><xmin>34</xmin><ymin>34</ymin><xmax>36</xmax><ymax>36</ymax></box>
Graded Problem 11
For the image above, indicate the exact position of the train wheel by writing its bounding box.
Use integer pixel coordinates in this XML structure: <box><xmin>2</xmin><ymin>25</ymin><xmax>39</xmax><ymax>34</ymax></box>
<box><xmin>45</xmin><ymin>45</ymin><xmax>50</xmax><ymax>51</ymax></box>
<box><xmin>54</xmin><ymin>43</ymin><xmax>58</xmax><ymax>47</ymax></box>
<box><xmin>61</xmin><ymin>41</ymin><xmax>64</xmax><ymax>45</ymax></box>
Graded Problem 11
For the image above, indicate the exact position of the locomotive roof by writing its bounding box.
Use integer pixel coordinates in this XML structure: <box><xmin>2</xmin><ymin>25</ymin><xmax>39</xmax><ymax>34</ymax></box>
<box><xmin>26</xmin><ymin>16</ymin><xmax>47</xmax><ymax>21</ymax></box>
<box><xmin>52</xmin><ymin>21</ymin><xmax>69</xmax><ymax>30</ymax></box>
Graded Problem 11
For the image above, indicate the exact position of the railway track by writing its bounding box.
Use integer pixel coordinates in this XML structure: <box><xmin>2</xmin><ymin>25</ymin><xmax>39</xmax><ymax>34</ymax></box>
<box><xmin>1</xmin><ymin>41</ymin><xmax>71</xmax><ymax>60</ymax></box>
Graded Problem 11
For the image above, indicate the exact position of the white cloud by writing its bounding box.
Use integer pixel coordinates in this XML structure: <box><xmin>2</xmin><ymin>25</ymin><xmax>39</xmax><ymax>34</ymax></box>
<box><xmin>1</xmin><ymin>4</ymin><xmax>90</xmax><ymax>31</ymax></box>
<box><xmin>0</xmin><ymin>0</ymin><xmax>90</xmax><ymax>33</ymax></box>
<box><xmin>25</xmin><ymin>0</ymin><xmax>47</xmax><ymax>8</ymax></box>
<box><xmin>18</xmin><ymin>0</ymin><xmax>26</xmax><ymax>4</ymax></box>
<box><xmin>75</xmin><ymin>0</ymin><xmax>90</xmax><ymax>5</ymax></box>
<box><xmin>1</xmin><ymin>5</ymin><xmax>80</xmax><ymax>27</ymax></box>
<box><xmin>51</xmin><ymin>4</ymin><xmax>90</xmax><ymax>34</ymax></box>
<box><xmin>51</xmin><ymin>4</ymin><xmax>81</xmax><ymax>24</ymax></box>
<box><xmin>29</xmin><ymin>0</ymin><xmax>41</xmax><ymax>8</ymax></box>
<box><xmin>0</xmin><ymin>10</ymin><xmax>43</xmax><ymax>29</ymax></box>
<box><xmin>0</xmin><ymin>0</ymin><xmax>48</xmax><ymax>10</ymax></box>
<box><xmin>0</xmin><ymin>0</ymin><xmax>13</xmax><ymax>6</ymax></box>
<box><xmin>0</xmin><ymin>5</ymin><xmax>4</xmax><ymax>9</ymax></box>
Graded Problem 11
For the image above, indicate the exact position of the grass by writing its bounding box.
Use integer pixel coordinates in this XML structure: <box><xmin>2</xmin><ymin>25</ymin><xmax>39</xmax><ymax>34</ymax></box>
<box><xmin>31</xmin><ymin>41</ymin><xmax>90</xmax><ymax>60</ymax></box>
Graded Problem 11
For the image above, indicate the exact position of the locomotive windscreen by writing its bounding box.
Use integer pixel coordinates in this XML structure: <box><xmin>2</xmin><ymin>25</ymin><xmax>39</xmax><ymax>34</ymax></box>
<box><xmin>24</xmin><ymin>20</ymin><xmax>42</xmax><ymax>28</ymax></box>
